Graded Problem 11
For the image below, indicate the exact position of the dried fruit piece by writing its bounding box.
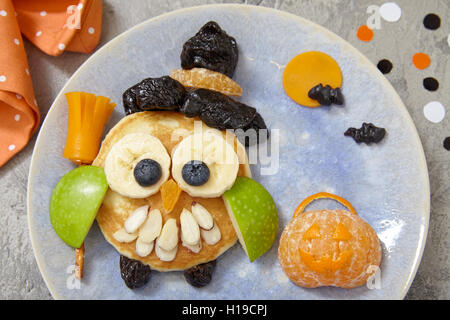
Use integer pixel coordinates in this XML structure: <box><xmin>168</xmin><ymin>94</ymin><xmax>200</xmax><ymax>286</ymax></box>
<box><xmin>160</xmin><ymin>179</ymin><xmax>182</xmax><ymax>214</ymax></box>
<box><xmin>181</xmin><ymin>88</ymin><xmax>256</xmax><ymax>130</ymax></box>
<box><xmin>344</xmin><ymin>123</ymin><xmax>386</xmax><ymax>144</ymax></box>
<box><xmin>184</xmin><ymin>260</ymin><xmax>217</xmax><ymax>288</ymax></box>
<box><xmin>308</xmin><ymin>84</ymin><xmax>344</xmax><ymax>106</ymax></box>
<box><xmin>119</xmin><ymin>255</ymin><xmax>151</xmax><ymax>289</ymax></box>
<box><xmin>181</xmin><ymin>21</ymin><xmax>238</xmax><ymax>78</ymax></box>
<box><xmin>283</xmin><ymin>51</ymin><xmax>342</xmax><ymax>108</ymax></box>
<box><xmin>171</xmin><ymin>68</ymin><xmax>242</xmax><ymax>96</ymax></box>
<box><xmin>122</xmin><ymin>76</ymin><xmax>186</xmax><ymax>115</ymax></box>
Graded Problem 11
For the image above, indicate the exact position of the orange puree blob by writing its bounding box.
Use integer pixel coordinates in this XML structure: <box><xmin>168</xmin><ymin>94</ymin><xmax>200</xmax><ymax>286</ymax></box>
<box><xmin>282</xmin><ymin>51</ymin><xmax>343</xmax><ymax>107</ymax></box>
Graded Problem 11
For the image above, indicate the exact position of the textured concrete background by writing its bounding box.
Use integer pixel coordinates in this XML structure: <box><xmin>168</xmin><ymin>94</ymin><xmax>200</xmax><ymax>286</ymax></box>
<box><xmin>0</xmin><ymin>0</ymin><xmax>448</xmax><ymax>299</ymax></box>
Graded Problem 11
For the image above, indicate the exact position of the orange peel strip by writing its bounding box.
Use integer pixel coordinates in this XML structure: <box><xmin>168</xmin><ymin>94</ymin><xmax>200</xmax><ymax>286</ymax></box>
<box><xmin>293</xmin><ymin>192</ymin><xmax>357</xmax><ymax>219</ymax></box>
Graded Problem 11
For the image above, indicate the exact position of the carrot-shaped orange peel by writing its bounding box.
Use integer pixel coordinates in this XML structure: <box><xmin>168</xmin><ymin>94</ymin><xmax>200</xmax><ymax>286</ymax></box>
<box><xmin>63</xmin><ymin>92</ymin><xmax>116</xmax><ymax>165</ymax></box>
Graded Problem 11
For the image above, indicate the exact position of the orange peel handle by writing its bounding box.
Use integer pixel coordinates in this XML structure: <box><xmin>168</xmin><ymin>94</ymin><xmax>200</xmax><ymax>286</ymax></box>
<box><xmin>293</xmin><ymin>192</ymin><xmax>357</xmax><ymax>219</ymax></box>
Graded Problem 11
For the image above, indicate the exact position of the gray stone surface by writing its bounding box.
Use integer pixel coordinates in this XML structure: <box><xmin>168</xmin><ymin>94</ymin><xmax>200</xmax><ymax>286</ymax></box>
<box><xmin>0</xmin><ymin>0</ymin><xmax>448</xmax><ymax>299</ymax></box>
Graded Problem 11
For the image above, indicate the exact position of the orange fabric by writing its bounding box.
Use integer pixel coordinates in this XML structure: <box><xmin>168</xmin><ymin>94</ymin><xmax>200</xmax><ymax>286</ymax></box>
<box><xmin>0</xmin><ymin>0</ymin><xmax>102</xmax><ymax>167</ymax></box>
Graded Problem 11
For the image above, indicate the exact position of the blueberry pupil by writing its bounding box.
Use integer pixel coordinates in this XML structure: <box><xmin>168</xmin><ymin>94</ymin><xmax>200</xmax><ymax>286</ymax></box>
<box><xmin>134</xmin><ymin>159</ymin><xmax>162</xmax><ymax>187</ymax></box>
<box><xmin>182</xmin><ymin>161</ymin><xmax>210</xmax><ymax>186</ymax></box>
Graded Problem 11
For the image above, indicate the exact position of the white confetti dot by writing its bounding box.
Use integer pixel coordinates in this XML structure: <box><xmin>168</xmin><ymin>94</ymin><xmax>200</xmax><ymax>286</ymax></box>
<box><xmin>88</xmin><ymin>27</ymin><xmax>95</xmax><ymax>34</ymax></box>
<box><xmin>40</xmin><ymin>11</ymin><xmax>47</xmax><ymax>16</ymax></box>
<box><xmin>36</xmin><ymin>30</ymin><xmax>42</xmax><ymax>37</ymax></box>
<box><xmin>14</xmin><ymin>38</ymin><xmax>20</xmax><ymax>45</ymax></box>
<box><xmin>58</xmin><ymin>43</ymin><xmax>66</xmax><ymax>50</ymax></box>
<box><xmin>8</xmin><ymin>144</ymin><xmax>16</xmax><ymax>151</ymax></box>
<box><xmin>0</xmin><ymin>75</ymin><xmax>6</xmax><ymax>82</ymax></box>
<box><xmin>14</xmin><ymin>114</ymin><xmax>20</xmax><ymax>121</ymax></box>
<box><xmin>16</xmin><ymin>94</ymin><xmax>22</xmax><ymax>99</ymax></box>
<box><xmin>25</xmin><ymin>68</ymin><xmax>30</xmax><ymax>75</ymax></box>
<box><xmin>77</xmin><ymin>3</ymin><xmax>83</xmax><ymax>10</ymax></box>
<box><xmin>447</xmin><ymin>34</ymin><xmax>450</xmax><ymax>48</ymax></box>
<box><xmin>0</xmin><ymin>10</ymin><xmax>7</xmax><ymax>16</ymax></box>
<box><xmin>379</xmin><ymin>2</ymin><xmax>402</xmax><ymax>22</ymax></box>
<box><xmin>34</xmin><ymin>99</ymin><xmax>38</xmax><ymax>106</ymax></box>
<box><xmin>424</xmin><ymin>101</ymin><xmax>446</xmax><ymax>123</ymax></box>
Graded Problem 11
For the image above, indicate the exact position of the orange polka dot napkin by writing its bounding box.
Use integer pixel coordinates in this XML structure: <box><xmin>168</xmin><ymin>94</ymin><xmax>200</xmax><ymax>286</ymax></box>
<box><xmin>0</xmin><ymin>0</ymin><xmax>102</xmax><ymax>167</ymax></box>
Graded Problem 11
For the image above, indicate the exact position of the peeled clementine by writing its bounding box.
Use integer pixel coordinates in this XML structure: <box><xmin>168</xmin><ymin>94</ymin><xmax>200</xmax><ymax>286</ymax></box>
<box><xmin>278</xmin><ymin>209</ymin><xmax>381</xmax><ymax>288</ymax></box>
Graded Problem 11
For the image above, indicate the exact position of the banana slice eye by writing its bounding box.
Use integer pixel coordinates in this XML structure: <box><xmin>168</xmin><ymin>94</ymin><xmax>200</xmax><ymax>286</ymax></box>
<box><xmin>172</xmin><ymin>129</ymin><xmax>239</xmax><ymax>198</ymax></box>
<box><xmin>104</xmin><ymin>133</ymin><xmax>171</xmax><ymax>198</ymax></box>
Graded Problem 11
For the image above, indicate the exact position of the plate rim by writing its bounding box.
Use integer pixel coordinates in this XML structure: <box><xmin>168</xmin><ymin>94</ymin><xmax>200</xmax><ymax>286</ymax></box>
<box><xmin>27</xmin><ymin>3</ymin><xmax>430</xmax><ymax>300</ymax></box>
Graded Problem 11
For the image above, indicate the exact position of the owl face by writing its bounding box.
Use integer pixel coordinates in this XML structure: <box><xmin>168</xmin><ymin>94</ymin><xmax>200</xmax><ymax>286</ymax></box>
<box><xmin>93</xmin><ymin>111</ymin><xmax>250</xmax><ymax>271</ymax></box>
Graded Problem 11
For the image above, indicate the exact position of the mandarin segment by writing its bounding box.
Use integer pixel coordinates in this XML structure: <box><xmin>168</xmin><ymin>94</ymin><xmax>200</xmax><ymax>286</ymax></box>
<box><xmin>278</xmin><ymin>209</ymin><xmax>381</xmax><ymax>288</ymax></box>
<box><xmin>171</xmin><ymin>68</ymin><xmax>243</xmax><ymax>96</ymax></box>
<box><xmin>282</xmin><ymin>51</ymin><xmax>342</xmax><ymax>107</ymax></box>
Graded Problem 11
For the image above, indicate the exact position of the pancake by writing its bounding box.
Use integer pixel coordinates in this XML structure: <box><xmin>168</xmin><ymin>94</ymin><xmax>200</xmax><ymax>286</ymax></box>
<box><xmin>92</xmin><ymin>111</ymin><xmax>251</xmax><ymax>271</ymax></box>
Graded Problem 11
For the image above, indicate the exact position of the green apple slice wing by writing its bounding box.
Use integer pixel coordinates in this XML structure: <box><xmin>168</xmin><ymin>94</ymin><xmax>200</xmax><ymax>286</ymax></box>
<box><xmin>50</xmin><ymin>166</ymin><xmax>108</xmax><ymax>248</ymax></box>
<box><xmin>223</xmin><ymin>177</ymin><xmax>278</xmax><ymax>262</ymax></box>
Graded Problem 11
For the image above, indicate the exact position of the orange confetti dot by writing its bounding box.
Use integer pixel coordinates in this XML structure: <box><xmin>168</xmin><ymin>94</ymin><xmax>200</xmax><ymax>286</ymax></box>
<box><xmin>356</xmin><ymin>25</ymin><xmax>374</xmax><ymax>42</ymax></box>
<box><xmin>412</xmin><ymin>53</ymin><xmax>431</xmax><ymax>70</ymax></box>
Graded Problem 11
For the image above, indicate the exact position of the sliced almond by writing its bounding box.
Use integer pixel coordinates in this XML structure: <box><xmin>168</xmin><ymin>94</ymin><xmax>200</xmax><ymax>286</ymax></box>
<box><xmin>113</xmin><ymin>228</ymin><xmax>138</xmax><ymax>243</ymax></box>
<box><xmin>182</xmin><ymin>239</ymin><xmax>202</xmax><ymax>254</ymax></box>
<box><xmin>157</xmin><ymin>218</ymin><xmax>179</xmax><ymax>251</ymax></box>
<box><xmin>191</xmin><ymin>202</ymin><xmax>214</xmax><ymax>230</ymax></box>
<box><xmin>200</xmin><ymin>222</ymin><xmax>221</xmax><ymax>245</ymax></box>
<box><xmin>180</xmin><ymin>208</ymin><xmax>200</xmax><ymax>246</ymax></box>
<box><xmin>124</xmin><ymin>205</ymin><xmax>149</xmax><ymax>234</ymax></box>
<box><xmin>136</xmin><ymin>238</ymin><xmax>154</xmax><ymax>257</ymax></box>
<box><xmin>138</xmin><ymin>209</ymin><xmax>162</xmax><ymax>243</ymax></box>
<box><xmin>155</xmin><ymin>238</ymin><xmax>178</xmax><ymax>262</ymax></box>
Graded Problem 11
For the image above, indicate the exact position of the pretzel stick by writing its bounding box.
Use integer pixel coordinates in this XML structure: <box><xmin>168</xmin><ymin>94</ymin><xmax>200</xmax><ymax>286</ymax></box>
<box><xmin>75</xmin><ymin>243</ymin><xmax>85</xmax><ymax>280</ymax></box>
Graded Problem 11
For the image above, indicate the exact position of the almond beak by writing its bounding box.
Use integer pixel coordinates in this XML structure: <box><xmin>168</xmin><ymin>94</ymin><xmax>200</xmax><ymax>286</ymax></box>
<box><xmin>160</xmin><ymin>178</ymin><xmax>182</xmax><ymax>214</ymax></box>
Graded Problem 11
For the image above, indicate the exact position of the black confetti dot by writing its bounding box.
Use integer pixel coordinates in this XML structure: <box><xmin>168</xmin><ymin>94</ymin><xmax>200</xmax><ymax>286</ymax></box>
<box><xmin>444</xmin><ymin>137</ymin><xmax>450</xmax><ymax>151</ymax></box>
<box><xmin>377</xmin><ymin>59</ymin><xmax>393</xmax><ymax>74</ymax></box>
<box><xmin>423</xmin><ymin>77</ymin><xmax>439</xmax><ymax>91</ymax></box>
<box><xmin>423</xmin><ymin>14</ymin><xmax>441</xmax><ymax>30</ymax></box>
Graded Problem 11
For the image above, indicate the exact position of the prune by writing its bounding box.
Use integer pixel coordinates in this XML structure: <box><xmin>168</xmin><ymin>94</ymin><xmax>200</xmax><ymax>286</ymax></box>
<box><xmin>344</xmin><ymin>123</ymin><xmax>386</xmax><ymax>144</ymax></box>
<box><xmin>237</xmin><ymin>112</ymin><xmax>269</xmax><ymax>146</ymax></box>
<box><xmin>184</xmin><ymin>260</ymin><xmax>216</xmax><ymax>288</ymax></box>
<box><xmin>182</xmin><ymin>160</ymin><xmax>210</xmax><ymax>186</ymax></box>
<box><xmin>181</xmin><ymin>88</ymin><xmax>256</xmax><ymax>130</ymax></box>
<box><xmin>181</xmin><ymin>21</ymin><xmax>239</xmax><ymax>78</ymax></box>
<box><xmin>123</xmin><ymin>76</ymin><xmax>186</xmax><ymax>115</ymax></box>
<box><xmin>308</xmin><ymin>83</ymin><xmax>344</xmax><ymax>106</ymax></box>
<box><xmin>134</xmin><ymin>159</ymin><xmax>162</xmax><ymax>187</ymax></box>
<box><xmin>119</xmin><ymin>255</ymin><xmax>152</xmax><ymax>289</ymax></box>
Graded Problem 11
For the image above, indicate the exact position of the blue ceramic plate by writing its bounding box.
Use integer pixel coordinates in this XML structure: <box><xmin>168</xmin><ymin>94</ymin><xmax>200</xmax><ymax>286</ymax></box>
<box><xmin>27</xmin><ymin>4</ymin><xmax>429</xmax><ymax>299</ymax></box>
